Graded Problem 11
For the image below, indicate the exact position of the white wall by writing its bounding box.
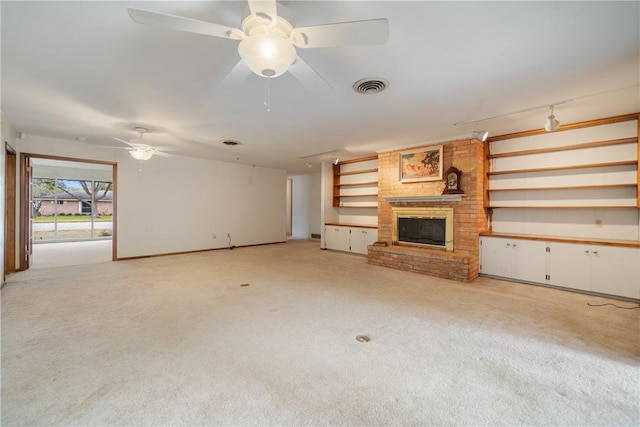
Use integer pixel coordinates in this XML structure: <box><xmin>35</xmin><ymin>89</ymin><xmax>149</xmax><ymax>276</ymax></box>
<box><xmin>16</xmin><ymin>135</ymin><xmax>287</xmax><ymax>259</ymax></box>
<box><xmin>290</xmin><ymin>172</ymin><xmax>321</xmax><ymax>239</ymax></box>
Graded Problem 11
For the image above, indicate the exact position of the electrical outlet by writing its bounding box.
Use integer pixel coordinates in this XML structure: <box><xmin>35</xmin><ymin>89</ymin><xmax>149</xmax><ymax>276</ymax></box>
<box><xmin>212</xmin><ymin>234</ymin><xmax>216</xmax><ymax>239</ymax></box>
<box><xmin>595</xmin><ymin>219</ymin><xmax>603</xmax><ymax>228</ymax></box>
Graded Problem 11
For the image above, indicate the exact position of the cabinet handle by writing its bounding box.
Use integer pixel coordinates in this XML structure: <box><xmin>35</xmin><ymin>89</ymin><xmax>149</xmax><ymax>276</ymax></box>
<box><xmin>593</xmin><ymin>250</ymin><xmax>598</xmax><ymax>255</ymax></box>
<box><xmin>506</xmin><ymin>243</ymin><xmax>511</xmax><ymax>247</ymax></box>
<box><xmin>584</xmin><ymin>250</ymin><xmax>590</xmax><ymax>254</ymax></box>
<box><xmin>512</xmin><ymin>244</ymin><xmax>517</xmax><ymax>248</ymax></box>
<box><xmin>362</xmin><ymin>231</ymin><xmax>367</xmax><ymax>234</ymax></box>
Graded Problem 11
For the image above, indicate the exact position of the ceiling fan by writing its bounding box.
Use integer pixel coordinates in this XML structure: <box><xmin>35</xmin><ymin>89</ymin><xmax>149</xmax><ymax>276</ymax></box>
<box><xmin>127</xmin><ymin>0</ymin><xmax>389</xmax><ymax>91</ymax></box>
<box><xmin>113</xmin><ymin>127</ymin><xmax>173</xmax><ymax>160</ymax></box>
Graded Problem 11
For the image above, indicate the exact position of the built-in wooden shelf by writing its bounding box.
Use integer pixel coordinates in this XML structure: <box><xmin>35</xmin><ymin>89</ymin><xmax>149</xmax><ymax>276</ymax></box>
<box><xmin>488</xmin><ymin>205</ymin><xmax>637</xmax><ymax>209</ymax></box>
<box><xmin>333</xmin><ymin>157</ymin><xmax>380</xmax><ymax>209</ymax></box>
<box><xmin>480</xmin><ymin>231</ymin><xmax>640</xmax><ymax>249</ymax></box>
<box><xmin>337</xmin><ymin>181</ymin><xmax>378</xmax><ymax>187</ymax></box>
<box><xmin>488</xmin><ymin>137</ymin><xmax>637</xmax><ymax>159</ymax></box>
<box><xmin>336</xmin><ymin>168</ymin><xmax>378</xmax><ymax>176</ymax></box>
<box><xmin>487</xmin><ymin>160</ymin><xmax>637</xmax><ymax>176</ymax></box>
<box><xmin>488</xmin><ymin>183</ymin><xmax>637</xmax><ymax>192</ymax></box>
<box><xmin>337</xmin><ymin>194</ymin><xmax>378</xmax><ymax>198</ymax></box>
<box><xmin>325</xmin><ymin>222</ymin><xmax>377</xmax><ymax>229</ymax></box>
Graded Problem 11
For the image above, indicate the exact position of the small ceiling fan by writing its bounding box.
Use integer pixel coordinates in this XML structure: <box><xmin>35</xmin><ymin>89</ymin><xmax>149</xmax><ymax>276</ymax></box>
<box><xmin>113</xmin><ymin>127</ymin><xmax>173</xmax><ymax>160</ymax></box>
<box><xmin>127</xmin><ymin>0</ymin><xmax>389</xmax><ymax>91</ymax></box>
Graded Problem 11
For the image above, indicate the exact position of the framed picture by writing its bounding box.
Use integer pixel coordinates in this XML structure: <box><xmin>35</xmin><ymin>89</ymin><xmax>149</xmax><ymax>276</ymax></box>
<box><xmin>399</xmin><ymin>145</ymin><xmax>443</xmax><ymax>183</ymax></box>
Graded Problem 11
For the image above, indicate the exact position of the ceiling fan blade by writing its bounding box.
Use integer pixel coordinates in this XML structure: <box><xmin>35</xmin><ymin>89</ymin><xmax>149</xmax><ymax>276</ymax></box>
<box><xmin>288</xmin><ymin>55</ymin><xmax>332</xmax><ymax>95</ymax></box>
<box><xmin>112</xmin><ymin>137</ymin><xmax>135</xmax><ymax>148</ymax></box>
<box><xmin>128</xmin><ymin>8</ymin><xmax>245</xmax><ymax>40</ymax></box>
<box><xmin>221</xmin><ymin>59</ymin><xmax>252</xmax><ymax>87</ymax></box>
<box><xmin>92</xmin><ymin>145</ymin><xmax>130</xmax><ymax>150</ymax></box>
<box><xmin>154</xmin><ymin>151</ymin><xmax>174</xmax><ymax>158</ymax></box>
<box><xmin>247</xmin><ymin>0</ymin><xmax>278</xmax><ymax>29</ymax></box>
<box><xmin>291</xmin><ymin>18</ymin><xmax>389</xmax><ymax>49</ymax></box>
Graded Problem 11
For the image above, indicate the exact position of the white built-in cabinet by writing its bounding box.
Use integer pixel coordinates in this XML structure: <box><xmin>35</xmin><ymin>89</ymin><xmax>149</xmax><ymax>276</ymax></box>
<box><xmin>324</xmin><ymin>225</ymin><xmax>350</xmax><ymax>252</ymax></box>
<box><xmin>324</xmin><ymin>224</ymin><xmax>377</xmax><ymax>255</ymax></box>
<box><xmin>480</xmin><ymin>236</ymin><xmax>640</xmax><ymax>300</ymax></box>
<box><xmin>479</xmin><ymin>237</ymin><xmax>547</xmax><ymax>284</ymax></box>
<box><xmin>548</xmin><ymin>242</ymin><xmax>640</xmax><ymax>299</ymax></box>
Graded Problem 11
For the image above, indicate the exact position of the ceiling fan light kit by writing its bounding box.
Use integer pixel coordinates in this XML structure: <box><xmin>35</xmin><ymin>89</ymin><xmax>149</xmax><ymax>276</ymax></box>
<box><xmin>129</xmin><ymin>148</ymin><xmax>154</xmax><ymax>161</ymax></box>
<box><xmin>239</xmin><ymin>32</ymin><xmax>296</xmax><ymax>78</ymax></box>
<box><xmin>111</xmin><ymin>126</ymin><xmax>172</xmax><ymax>161</ymax></box>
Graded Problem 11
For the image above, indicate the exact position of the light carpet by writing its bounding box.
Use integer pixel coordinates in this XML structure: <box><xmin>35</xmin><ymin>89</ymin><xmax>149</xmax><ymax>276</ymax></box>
<box><xmin>1</xmin><ymin>239</ymin><xmax>638</xmax><ymax>426</ymax></box>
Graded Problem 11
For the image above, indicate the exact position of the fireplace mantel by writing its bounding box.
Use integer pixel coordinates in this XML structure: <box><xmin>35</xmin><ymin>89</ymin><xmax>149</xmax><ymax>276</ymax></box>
<box><xmin>384</xmin><ymin>195</ymin><xmax>465</xmax><ymax>203</ymax></box>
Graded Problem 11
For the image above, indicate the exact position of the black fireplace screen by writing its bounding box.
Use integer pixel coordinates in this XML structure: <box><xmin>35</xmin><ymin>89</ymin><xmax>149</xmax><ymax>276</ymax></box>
<box><xmin>397</xmin><ymin>217</ymin><xmax>446</xmax><ymax>246</ymax></box>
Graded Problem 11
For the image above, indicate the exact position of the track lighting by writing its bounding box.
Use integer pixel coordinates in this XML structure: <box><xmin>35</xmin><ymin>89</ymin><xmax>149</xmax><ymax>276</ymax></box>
<box><xmin>305</xmin><ymin>162</ymin><xmax>313</xmax><ymax>168</ymax></box>
<box><xmin>545</xmin><ymin>106</ymin><xmax>560</xmax><ymax>132</ymax></box>
<box><xmin>471</xmin><ymin>130</ymin><xmax>489</xmax><ymax>142</ymax></box>
<box><xmin>331</xmin><ymin>157</ymin><xmax>339</xmax><ymax>165</ymax></box>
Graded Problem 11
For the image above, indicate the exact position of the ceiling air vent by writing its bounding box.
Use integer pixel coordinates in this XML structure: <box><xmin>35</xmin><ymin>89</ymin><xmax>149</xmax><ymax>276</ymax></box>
<box><xmin>222</xmin><ymin>140</ymin><xmax>240</xmax><ymax>146</ymax></box>
<box><xmin>353</xmin><ymin>78</ymin><xmax>388</xmax><ymax>95</ymax></box>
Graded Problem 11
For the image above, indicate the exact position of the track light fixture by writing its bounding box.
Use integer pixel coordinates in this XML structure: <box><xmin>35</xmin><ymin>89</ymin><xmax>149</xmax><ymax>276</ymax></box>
<box><xmin>331</xmin><ymin>157</ymin><xmax>339</xmax><ymax>165</ymax></box>
<box><xmin>471</xmin><ymin>130</ymin><xmax>489</xmax><ymax>142</ymax></box>
<box><xmin>545</xmin><ymin>106</ymin><xmax>560</xmax><ymax>132</ymax></box>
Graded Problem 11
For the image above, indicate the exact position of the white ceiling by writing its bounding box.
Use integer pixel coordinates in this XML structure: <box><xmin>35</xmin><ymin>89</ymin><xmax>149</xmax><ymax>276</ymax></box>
<box><xmin>2</xmin><ymin>1</ymin><xmax>639</xmax><ymax>174</ymax></box>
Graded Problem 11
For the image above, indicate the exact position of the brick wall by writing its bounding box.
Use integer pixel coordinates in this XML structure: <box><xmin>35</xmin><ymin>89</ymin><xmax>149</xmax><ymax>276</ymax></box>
<box><xmin>369</xmin><ymin>138</ymin><xmax>487</xmax><ymax>281</ymax></box>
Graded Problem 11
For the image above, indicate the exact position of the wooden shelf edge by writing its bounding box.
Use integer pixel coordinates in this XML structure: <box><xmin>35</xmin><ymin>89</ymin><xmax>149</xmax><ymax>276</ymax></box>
<box><xmin>336</xmin><ymin>194</ymin><xmax>378</xmax><ymax>198</ymax></box>
<box><xmin>488</xmin><ymin>137</ymin><xmax>637</xmax><ymax>159</ymax></box>
<box><xmin>333</xmin><ymin>205</ymin><xmax>378</xmax><ymax>209</ymax></box>
<box><xmin>488</xmin><ymin>205</ymin><xmax>638</xmax><ymax>209</ymax></box>
<box><xmin>486</xmin><ymin>113</ymin><xmax>639</xmax><ymax>143</ymax></box>
<box><xmin>487</xmin><ymin>160</ymin><xmax>637</xmax><ymax>176</ymax></box>
<box><xmin>337</xmin><ymin>181</ymin><xmax>378</xmax><ymax>187</ymax></box>
<box><xmin>480</xmin><ymin>232</ymin><xmax>640</xmax><ymax>248</ymax></box>
<box><xmin>325</xmin><ymin>222</ymin><xmax>378</xmax><ymax>229</ymax></box>
<box><xmin>335</xmin><ymin>155</ymin><xmax>378</xmax><ymax>166</ymax></box>
<box><xmin>336</xmin><ymin>168</ymin><xmax>378</xmax><ymax>176</ymax></box>
<box><xmin>488</xmin><ymin>183</ymin><xmax>638</xmax><ymax>192</ymax></box>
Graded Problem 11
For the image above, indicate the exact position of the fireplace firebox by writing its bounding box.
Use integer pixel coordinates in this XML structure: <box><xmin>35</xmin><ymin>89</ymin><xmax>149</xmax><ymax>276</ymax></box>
<box><xmin>391</xmin><ymin>207</ymin><xmax>454</xmax><ymax>251</ymax></box>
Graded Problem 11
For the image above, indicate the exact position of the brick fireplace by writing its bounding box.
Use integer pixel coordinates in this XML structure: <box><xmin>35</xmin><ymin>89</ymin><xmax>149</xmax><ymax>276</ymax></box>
<box><xmin>368</xmin><ymin>138</ymin><xmax>488</xmax><ymax>281</ymax></box>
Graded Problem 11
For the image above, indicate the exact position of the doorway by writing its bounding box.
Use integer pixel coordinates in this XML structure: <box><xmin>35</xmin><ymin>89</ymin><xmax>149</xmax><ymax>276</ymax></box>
<box><xmin>19</xmin><ymin>154</ymin><xmax>117</xmax><ymax>270</ymax></box>
<box><xmin>4</xmin><ymin>142</ymin><xmax>17</xmax><ymax>282</ymax></box>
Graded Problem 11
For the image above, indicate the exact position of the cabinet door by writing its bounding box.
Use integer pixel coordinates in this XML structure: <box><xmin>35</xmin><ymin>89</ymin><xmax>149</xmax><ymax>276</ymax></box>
<box><xmin>324</xmin><ymin>226</ymin><xmax>350</xmax><ymax>252</ymax></box>
<box><xmin>548</xmin><ymin>242</ymin><xmax>592</xmax><ymax>292</ymax></box>
<box><xmin>480</xmin><ymin>237</ymin><xmax>512</xmax><ymax>278</ymax></box>
<box><xmin>350</xmin><ymin>227</ymin><xmax>377</xmax><ymax>255</ymax></box>
<box><xmin>510</xmin><ymin>239</ymin><xmax>548</xmax><ymax>283</ymax></box>
<box><xmin>590</xmin><ymin>246</ymin><xmax>640</xmax><ymax>300</ymax></box>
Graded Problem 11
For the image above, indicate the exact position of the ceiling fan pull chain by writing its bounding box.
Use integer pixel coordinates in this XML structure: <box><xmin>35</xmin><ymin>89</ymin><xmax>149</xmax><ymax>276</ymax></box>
<box><xmin>264</xmin><ymin>76</ymin><xmax>271</xmax><ymax>113</ymax></box>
